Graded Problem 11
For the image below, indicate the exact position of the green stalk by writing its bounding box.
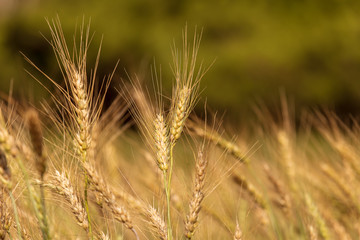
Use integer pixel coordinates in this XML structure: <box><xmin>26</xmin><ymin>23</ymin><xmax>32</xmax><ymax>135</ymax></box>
<box><xmin>82</xmin><ymin>152</ymin><xmax>93</xmax><ymax>240</ymax></box>
<box><xmin>39</xmin><ymin>182</ymin><xmax>50</xmax><ymax>240</ymax></box>
<box><xmin>7</xmin><ymin>232</ymin><xmax>13</xmax><ymax>240</ymax></box>
<box><xmin>165</xmin><ymin>145</ymin><xmax>175</xmax><ymax>240</ymax></box>
<box><xmin>163</xmin><ymin>171</ymin><xmax>172</xmax><ymax>240</ymax></box>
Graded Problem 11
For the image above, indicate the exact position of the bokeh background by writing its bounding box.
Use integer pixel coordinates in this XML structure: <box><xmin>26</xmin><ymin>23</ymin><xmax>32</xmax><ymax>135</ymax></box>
<box><xmin>1</xmin><ymin>0</ymin><xmax>360</xmax><ymax>123</ymax></box>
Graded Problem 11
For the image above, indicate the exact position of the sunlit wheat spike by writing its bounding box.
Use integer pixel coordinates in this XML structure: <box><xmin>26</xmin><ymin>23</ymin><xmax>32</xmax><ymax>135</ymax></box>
<box><xmin>146</xmin><ymin>206</ymin><xmax>168</xmax><ymax>240</ymax></box>
<box><xmin>320</xmin><ymin>164</ymin><xmax>352</xmax><ymax>198</ymax></box>
<box><xmin>98</xmin><ymin>232</ymin><xmax>110</xmax><ymax>240</ymax></box>
<box><xmin>232</xmin><ymin>174</ymin><xmax>267</xmax><ymax>209</ymax></box>
<box><xmin>25</xmin><ymin>109</ymin><xmax>46</xmax><ymax>177</ymax></box>
<box><xmin>308</xmin><ymin>225</ymin><xmax>318</xmax><ymax>240</ymax></box>
<box><xmin>72</xmin><ymin>71</ymin><xmax>92</xmax><ymax>153</ymax></box>
<box><xmin>169</xmin><ymin>27</ymin><xmax>208</xmax><ymax>145</ymax></box>
<box><xmin>305</xmin><ymin>194</ymin><xmax>329</xmax><ymax>240</ymax></box>
<box><xmin>170</xmin><ymin>86</ymin><xmax>191</xmax><ymax>144</ymax></box>
<box><xmin>184</xmin><ymin>148</ymin><xmax>207</xmax><ymax>239</ymax></box>
<box><xmin>47</xmin><ymin>18</ymin><xmax>94</xmax><ymax>156</ymax></box>
<box><xmin>51</xmin><ymin>170</ymin><xmax>89</xmax><ymax>232</ymax></box>
<box><xmin>234</xmin><ymin>222</ymin><xmax>242</xmax><ymax>240</ymax></box>
<box><xmin>277</xmin><ymin>129</ymin><xmax>295</xmax><ymax>185</ymax></box>
<box><xmin>114</xmin><ymin>189</ymin><xmax>146</xmax><ymax>213</ymax></box>
<box><xmin>187</xmin><ymin>120</ymin><xmax>248</xmax><ymax>163</ymax></box>
<box><xmin>263</xmin><ymin>164</ymin><xmax>291</xmax><ymax>215</ymax></box>
<box><xmin>82</xmin><ymin>162</ymin><xmax>138</xmax><ymax>237</ymax></box>
<box><xmin>154</xmin><ymin>114</ymin><xmax>170</xmax><ymax>172</ymax></box>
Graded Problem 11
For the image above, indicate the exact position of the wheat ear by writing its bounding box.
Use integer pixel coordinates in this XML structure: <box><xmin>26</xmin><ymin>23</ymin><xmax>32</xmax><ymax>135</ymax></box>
<box><xmin>184</xmin><ymin>148</ymin><xmax>207</xmax><ymax>239</ymax></box>
<box><xmin>308</xmin><ymin>225</ymin><xmax>318</xmax><ymax>240</ymax></box>
<box><xmin>320</xmin><ymin>163</ymin><xmax>360</xmax><ymax>213</ymax></box>
<box><xmin>82</xmin><ymin>162</ymin><xmax>139</xmax><ymax>239</ymax></box>
<box><xmin>170</xmin><ymin>86</ymin><xmax>191</xmax><ymax>144</ymax></box>
<box><xmin>305</xmin><ymin>194</ymin><xmax>329</xmax><ymax>240</ymax></box>
<box><xmin>187</xmin><ymin>120</ymin><xmax>247</xmax><ymax>163</ymax></box>
<box><xmin>154</xmin><ymin>114</ymin><xmax>170</xmax><ymax>172</ymax></box>
<box><xmin>232</xmin><ymin>174</ymin><xmax>267</xmax><ymax>209</ymax></box>
<box><xmin>146</xmin><ymin>206</ymin><xmax>168</xmax><ymax>240</ymax></box>
<box><xmin>263</xmin><ymin>164</ymin><xmax>291</xmax><ymax>215</ymax></box>
<box><xmin>234</xmin><ymin>222</ymin><xmax>243</xmax><ymax>240</ymax></box>
<box><xmin>50</xmin><ymin>171</ymin><xmax>89</xmax><ymax>232</ymax></box>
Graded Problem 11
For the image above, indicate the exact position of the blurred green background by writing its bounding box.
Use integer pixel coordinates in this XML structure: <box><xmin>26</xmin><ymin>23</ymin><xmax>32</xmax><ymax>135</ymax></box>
<box><xmin>1</xmin><ymin>0</ymin><xmax>360</xmax><ymax>122</ymax></box>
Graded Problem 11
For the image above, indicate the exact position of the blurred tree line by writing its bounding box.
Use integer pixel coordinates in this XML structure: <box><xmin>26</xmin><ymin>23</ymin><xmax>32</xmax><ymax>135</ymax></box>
<box><xmin>0</xmin><ymin>0</ymin><xmax>360</xmax><ymax>122</ymax></box>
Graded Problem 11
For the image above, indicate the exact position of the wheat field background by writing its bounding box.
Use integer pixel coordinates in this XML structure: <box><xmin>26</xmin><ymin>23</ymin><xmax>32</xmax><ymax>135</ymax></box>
<box><xmin>0</xmin><ymin>14</ymin><xmax>359</xmax><ymax>240</ymax></box>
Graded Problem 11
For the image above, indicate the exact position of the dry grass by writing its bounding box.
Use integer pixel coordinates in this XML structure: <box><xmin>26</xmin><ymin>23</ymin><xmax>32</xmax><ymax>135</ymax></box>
<box><xmin>0</xmin><ymin>17</ymin><xmax>359</xmax><ymax>240</ymax></box>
